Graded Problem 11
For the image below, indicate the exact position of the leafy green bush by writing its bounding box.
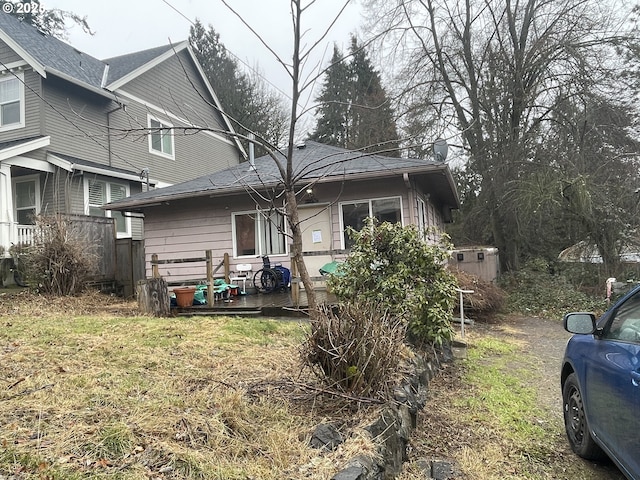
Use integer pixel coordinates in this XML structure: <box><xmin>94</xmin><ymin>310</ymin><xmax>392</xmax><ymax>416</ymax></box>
<box><xmin>327</xmin><ymin>219</ymin><xmax>458</xmax><ymax>345</ymax></box>
<box><xmin>501</xmin><ymin>260</ymin><xmax>608</xmax><ymax>318</ymax></box>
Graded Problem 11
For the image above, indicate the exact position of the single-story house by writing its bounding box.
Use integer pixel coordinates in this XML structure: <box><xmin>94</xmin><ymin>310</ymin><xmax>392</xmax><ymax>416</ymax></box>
<box><xmin>106</xmin><ymin>140</ymin><xmax>460</xmax><ymax>286</ymax></box>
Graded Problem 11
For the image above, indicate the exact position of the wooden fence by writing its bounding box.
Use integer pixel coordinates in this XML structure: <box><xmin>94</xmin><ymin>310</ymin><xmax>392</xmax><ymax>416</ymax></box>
<box><xmin>60</xmin><ymin>215</ymin><xmax>144</xmax><ymax>297</ymax></box>
<box><xmin>150</xmin><ymin>251</ymin><xmax>229</xmax><ymax>307</ymax></box>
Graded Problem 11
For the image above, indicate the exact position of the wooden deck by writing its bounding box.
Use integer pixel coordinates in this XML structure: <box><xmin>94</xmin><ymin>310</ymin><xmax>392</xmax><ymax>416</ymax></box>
<box><xmin>172</xmin><ymin>289</ymin><xmax>337</xmax><ymax>317</ymax></box>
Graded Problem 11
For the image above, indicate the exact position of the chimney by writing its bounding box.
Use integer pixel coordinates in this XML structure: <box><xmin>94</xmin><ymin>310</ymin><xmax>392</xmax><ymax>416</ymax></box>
<box><xmin>248</xmin><ymin>133</ymin><xmax>256</xmax><ymax>171</ymax></box>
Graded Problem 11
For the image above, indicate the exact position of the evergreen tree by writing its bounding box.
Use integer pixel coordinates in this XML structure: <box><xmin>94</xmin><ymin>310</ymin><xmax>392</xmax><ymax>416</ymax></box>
<box><xmin>348</xmin><ymin>36</ymin><xmax>400</xmax><ymax>156</ymax></box>
<box><xmin>189</xmin><ymin>20</ymin><xmax>288</xmax><ymax>155</ymax></box>
<box><xmin>310</xmin><ymin>35</ymin><xmax>400</xmax><ymax>156</ymax></box>
<box><xmin>309</xmin><ymin>46</ymin><xmax>351</xmax><ymax>147</ymax></box>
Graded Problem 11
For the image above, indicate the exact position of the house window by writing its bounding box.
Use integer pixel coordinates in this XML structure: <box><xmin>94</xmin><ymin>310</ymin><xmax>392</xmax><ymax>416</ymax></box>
<box><xmin>233</xmin><ymin>210</ymin><xmax>286</xmax><ymax>258</ymax></box>
<box><xmin>14</xmin><ymin>177</ymin><xmax>39</xmax><ymax>225</ymax></box>
<box><xmin>0</xmin><ymin>72</ymin><xmax>24</xmax><ymax>131</ymax></box>
<box><xmin>148</xmin><ymin>115</ymin><xmax>174</xmax><ymax>159</ymax></box>
<box><xmin>86</xmin><ymin>179</ymin><xmax>130</xmax><ymax>236</ymax></box>
<box><xmin>340</xmin><ymin>197</ymin><xmax>402</xmax><ymax>249</ymax></box>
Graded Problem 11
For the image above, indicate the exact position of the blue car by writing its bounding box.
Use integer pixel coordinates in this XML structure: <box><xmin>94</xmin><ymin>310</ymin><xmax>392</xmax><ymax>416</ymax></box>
<box><xmin>562</xmin><ymin>285</ymin><xmax>640</xmax><ymax>480</ymax></box>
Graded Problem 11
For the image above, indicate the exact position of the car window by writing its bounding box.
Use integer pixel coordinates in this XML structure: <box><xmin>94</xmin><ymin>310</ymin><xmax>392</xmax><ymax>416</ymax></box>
<box><xmin>605</xmin><ymin>290</ymin><xmax>640</xmax><ymax>343</ymax></box>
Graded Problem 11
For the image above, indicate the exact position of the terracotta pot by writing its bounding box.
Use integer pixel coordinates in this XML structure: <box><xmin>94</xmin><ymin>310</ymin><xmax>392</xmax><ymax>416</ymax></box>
<box><xmin>173</xmin><ymin>287</ymin><xmax>196</xmax><ymax>307</ymax></box>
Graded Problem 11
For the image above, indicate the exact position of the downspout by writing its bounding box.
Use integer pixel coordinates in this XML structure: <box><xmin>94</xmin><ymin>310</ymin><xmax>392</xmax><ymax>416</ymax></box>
<box><xmin>103</xmin><ymin>63</ymin><xmax>127</xmax><ymax>168</ymax></box>
<box><xmin>106</xmin><ymin>102</ymin><xmax>125</xmax><ymax>167</ymax></box>
<box><xmin>403</xmin><ymin>173</ymin><xmax>415</xmax><ymax>226</ymax></box>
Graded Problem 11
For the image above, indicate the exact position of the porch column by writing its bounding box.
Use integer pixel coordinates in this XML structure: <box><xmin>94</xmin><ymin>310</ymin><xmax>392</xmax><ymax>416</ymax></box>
<box><xmin>0</xmin><ymin>162</ymin><xmax>14</xmax><ymax>256</ymax></box>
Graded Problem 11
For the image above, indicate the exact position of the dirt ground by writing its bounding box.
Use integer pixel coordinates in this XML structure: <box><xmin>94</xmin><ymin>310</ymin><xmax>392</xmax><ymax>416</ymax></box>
<box><xmin>406</xmin><ymin>315</ymin><xmax>627</xmax><ymax>479</ymax></box>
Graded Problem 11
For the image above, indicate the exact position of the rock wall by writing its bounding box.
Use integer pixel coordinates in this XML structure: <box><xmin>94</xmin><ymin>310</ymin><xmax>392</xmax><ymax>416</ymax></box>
<box><xmin>329</xmin><ymin>351</ymin><xmax>448</xmax><ymax>480</ymax></box>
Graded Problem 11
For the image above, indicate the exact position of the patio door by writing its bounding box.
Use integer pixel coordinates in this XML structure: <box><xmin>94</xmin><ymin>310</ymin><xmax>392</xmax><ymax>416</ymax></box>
<box><xmin>298</xmin><ymin>205</ymin><xmax>333</xmax><ymax>284</ymax></box>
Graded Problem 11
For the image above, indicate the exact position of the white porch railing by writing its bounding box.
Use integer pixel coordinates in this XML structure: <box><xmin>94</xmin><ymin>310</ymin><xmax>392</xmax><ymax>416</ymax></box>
<box><xmin>0</xmin><ymin>223</ymin><xmax>34</xmax><ymax>256</ymax></box>
<box><xmin>17</xmin><ymin>224</ymin><xmax>36</xmax><ymax>246</ymax></box>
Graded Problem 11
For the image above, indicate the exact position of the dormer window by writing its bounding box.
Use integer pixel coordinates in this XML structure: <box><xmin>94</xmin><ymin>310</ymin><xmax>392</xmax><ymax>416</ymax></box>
<box><xmin>147</xmin><ymin>114</ymin><xmax>174</xmax><ymax>159</ymax></box>
<box><xmin>0</xmin><ymin>72</ymin><xmax>24</xmax><ymax>131</ymax></box>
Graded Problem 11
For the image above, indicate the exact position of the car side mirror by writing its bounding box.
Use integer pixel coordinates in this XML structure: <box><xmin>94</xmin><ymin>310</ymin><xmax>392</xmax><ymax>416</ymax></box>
<box><xmin>563</xmin><ymin>312</ymin><xmax>597</xmax><ymax>334</ymax></box>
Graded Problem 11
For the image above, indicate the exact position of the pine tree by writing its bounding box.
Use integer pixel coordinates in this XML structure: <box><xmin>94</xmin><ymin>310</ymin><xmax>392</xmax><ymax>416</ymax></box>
<box><xmin>309</xmin><ymin>46</ymin><xmax>351</xmax><ymax>147</ymax></box>
<box><xmin>310</xmin><ymin>35</ymin><xmax>400</xmax><ymax>157</ymax></box>
<box><xmin>189</xmin><ymin>20</ymin><xmax>288</xmax><ymax>154</ymax></box>
<box><xmin>348</xmin><ymin>37</ymin><xmax>400</xmax><ymax>156</ymax></box>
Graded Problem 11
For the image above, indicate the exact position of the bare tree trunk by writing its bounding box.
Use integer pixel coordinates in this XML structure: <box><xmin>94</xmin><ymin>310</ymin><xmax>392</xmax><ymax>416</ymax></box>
<box><xmin>285</xmin><ymin>190</ymin><xmax>317</xmax><ymax>310</ymax></box>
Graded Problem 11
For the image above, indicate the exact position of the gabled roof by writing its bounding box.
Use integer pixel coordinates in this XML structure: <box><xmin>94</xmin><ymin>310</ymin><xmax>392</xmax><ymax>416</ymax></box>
<box><xmin>0</xmin><ymin>135</ymin><xmax>50</xmax><ymax>162</ymax></box>
<box><xmin>103</xmin><ymin>41</ymin><xmax>190</xmax><ymax>91</ymax></box>
<box><xmin>0</xmin><ymin>12</ymin><xmax>107</xmax><ymax>90</ymax></box>
<box><xmin>107</xmin><ymin>141</ymin><xmax>461</xmax><ymax>211</ymax></box>
<box><xmin>103</xmin><ymin>44</ymin><xmax>177</xmax><ymax>86</ymax></box>
<box><xmin>0</xmin><ymin>14</ymin><xmax>245</xmax><ymax>157</ymax></box>
<box><xmin>0</xmin><ymin>12</ymin><xmax>183</xmax><ymax>93</ymax></box>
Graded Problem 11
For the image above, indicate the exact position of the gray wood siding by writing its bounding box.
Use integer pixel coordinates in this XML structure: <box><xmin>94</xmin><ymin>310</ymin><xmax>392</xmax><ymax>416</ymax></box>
<box><xmin>109</xmin><ymin>49</ymin><xmax>242</xmax><ymax>185</ymax></box>
<box><xmin>122</xmin><ymin>51</ymin><xmax>228</xmax><ymax>131</ymax></box>
<box><xmin>129</xmin><ymin>183</ymin><xmax>143</xmax><ymax>240</ymax></box>
<box><xmin>0</xmin><ymin>39</ymin><xmax>22</xmax><ymax>63</ymax></box>
<box><xmin>42</xmin><ymin>77</ymin><xmax>112</xmax><ymax>163</ymax></box>
<box><xmin>44</xmin><ymin>173</ymin><xmax>88</xmax><ymax>217</ymax></box>
<box><xmin>108</xmin><ymin>101</ymin><xmax>240</xmax><ymax>185</ymax></box>
<box><xmin>41</xmin><ymin>167</ymin><xmax>74</xmax><ymax>214</ymax></box>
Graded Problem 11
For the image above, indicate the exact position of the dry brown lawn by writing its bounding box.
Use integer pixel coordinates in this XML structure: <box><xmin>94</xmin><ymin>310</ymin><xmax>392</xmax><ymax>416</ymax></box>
<box><xmin>0</xmin><ymin>290</ymin><xmax>380</xmax><ymax>479</ymax></box>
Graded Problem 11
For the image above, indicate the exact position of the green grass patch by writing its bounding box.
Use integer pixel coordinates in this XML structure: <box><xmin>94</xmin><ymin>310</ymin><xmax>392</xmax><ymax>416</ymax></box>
<box><xmin>218</xmin><ymin>317</ymin><xmax>306</xmax><ymax>344</ymax></box>
<box><xmin>459</xmin><ymin>336</ymin><xmax>553</xmax><ymax>463</ymax></box>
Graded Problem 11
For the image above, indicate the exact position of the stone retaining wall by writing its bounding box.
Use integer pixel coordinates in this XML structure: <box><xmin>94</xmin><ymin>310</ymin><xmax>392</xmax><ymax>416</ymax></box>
<box><xmin>329</xmin><ymin>349</ymin><xmax>452</xmax><ymax>480</ymax></box>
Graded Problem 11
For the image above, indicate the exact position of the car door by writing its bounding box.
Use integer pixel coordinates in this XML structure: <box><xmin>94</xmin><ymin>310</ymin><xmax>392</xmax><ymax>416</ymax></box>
<box><xmin>586</xmin><ymin>290</ymin><xmax>640</xmax><ymax>475</ymax></box>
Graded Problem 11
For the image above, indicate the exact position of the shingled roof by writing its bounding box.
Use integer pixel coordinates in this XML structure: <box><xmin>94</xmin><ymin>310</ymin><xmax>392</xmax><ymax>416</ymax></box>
<box><xmin>106</xmin><ymin>141</ymin><xmax>460</xmax><ymax>211</ymax></box>
<box><xmin>103</xmin><ymin>44</ymin><xmax>179</xmax><ymax>86</ymax></box>
<box><xmin>0</xmin><ymin>12</ymin><xmax>106</xmax><ymax>88</ymax></box>
<box><xmin>0</xmin><ymin>13</ymin><xmax>186</xmax><ymax>95</ymax></box>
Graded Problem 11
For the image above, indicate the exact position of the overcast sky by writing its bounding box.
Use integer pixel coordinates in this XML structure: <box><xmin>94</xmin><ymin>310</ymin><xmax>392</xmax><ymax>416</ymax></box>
<box><xmin>40</xmin><ymin>0</ymin><xmax>363</xmax><ymax>108</ymax></box>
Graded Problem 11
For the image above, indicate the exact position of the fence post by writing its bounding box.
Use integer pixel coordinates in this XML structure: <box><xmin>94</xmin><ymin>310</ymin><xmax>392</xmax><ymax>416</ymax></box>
<box><xmin>151</xmin><ymin>254</ymin><xmax>159</xmax><ymax>278</ymax></box>
<box><xmin>206</xmin><ymin>250</ymin><xmax>214</xmax><ymax>306</ymax></box>
<box><xmin>224</xmin><ymin>252</ymin><xmax>230</xmax><ymax>283</ymax></box>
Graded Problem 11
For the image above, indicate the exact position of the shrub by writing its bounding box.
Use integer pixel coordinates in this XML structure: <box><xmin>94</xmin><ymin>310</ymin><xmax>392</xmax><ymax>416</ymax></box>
<box><xmin>19</xmin><ymin>214</ymin><xmax>98</xmax><ymax>295</ymax></box>
<box><xmin>501</xmin><ymin>260</ymin><xmax>608</xmax><ymax>318</ymax></box>
<box><xmin>327</xmin><ymin>219</ymin><xmax>458</xmax><ymax>345</ymax></box>
<box><xmin>451</xmin><ymin>269</ymin><xmax>506</xmax><ymax>322</ymax></box>
<box><xmin>303</xmin><ymin>301</ymin><xmax>408</xmax><ymax>399</ymax></box>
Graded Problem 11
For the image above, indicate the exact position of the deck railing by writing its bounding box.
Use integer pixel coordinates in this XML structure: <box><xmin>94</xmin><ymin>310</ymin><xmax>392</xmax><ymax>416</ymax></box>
<box><xmin>16</xmin><ymin>224</ymin><xmax>35</xmax><ymax>246</ymax></box>
<box><xmin>150</xmin><ymin>251</ymin><xmax>229</xmax><ymax>307</ymax></box>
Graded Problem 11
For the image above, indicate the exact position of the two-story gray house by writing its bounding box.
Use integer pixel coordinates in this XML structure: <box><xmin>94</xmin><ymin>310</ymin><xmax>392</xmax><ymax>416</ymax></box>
<box><xmin>0</xmin><ymin>13</ymin><xmax>245</xmax><ymax>255</ymax></box>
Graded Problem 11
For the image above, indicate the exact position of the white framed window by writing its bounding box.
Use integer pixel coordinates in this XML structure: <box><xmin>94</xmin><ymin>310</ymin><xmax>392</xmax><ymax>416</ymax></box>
<box><xmin>13</xmin><ymin>175</ymin><xmax>40</xmax><ymax>225</ymax></box>
<box><xmin>147</xmin><ymin>114</ymin><xmax>174</xmax><ymax>159</ymax></box>
<box><xmin>340</xmin><ymin>196</ymin><xmax>403</xmax><ymax>249</ymax></box>
<box><xmin>232</xmin><ymin>209</ymin><xmax>287</xmax><ymax>258</ymax></box>
<box><xmin>85</xmin><ymin>178</ymin><xmax>130</xmax><ymax>237</ymax></box>
<box><xmin>0</xmin><ymin>72</ymin><xmax>25</xmax><ymax>131</ymax></box>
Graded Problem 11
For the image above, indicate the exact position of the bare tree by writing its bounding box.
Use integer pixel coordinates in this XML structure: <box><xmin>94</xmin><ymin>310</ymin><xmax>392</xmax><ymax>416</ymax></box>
<box><xmin>363</xmin><ymin>0</ymin><xmax>640</xmax><ymax>270</ymax></box>
<box><xmin>200</xmin><ymin>0</ymin><xmax>358</xmax><ymax>310</ymax></box>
